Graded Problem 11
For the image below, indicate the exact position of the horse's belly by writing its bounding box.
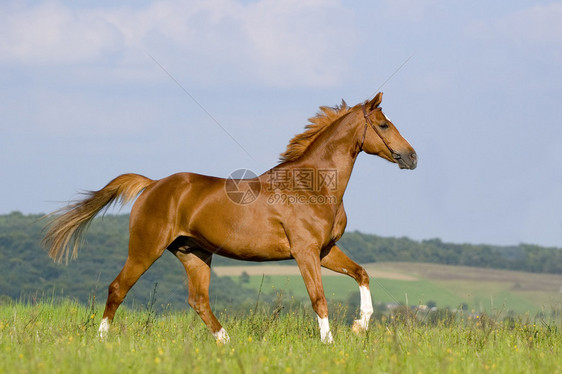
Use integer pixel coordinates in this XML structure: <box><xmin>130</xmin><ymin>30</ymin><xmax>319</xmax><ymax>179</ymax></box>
<box><xmin>187</xmin><ymin>215</ymin><xmax>291</xmax><ymax>262</ymax></box>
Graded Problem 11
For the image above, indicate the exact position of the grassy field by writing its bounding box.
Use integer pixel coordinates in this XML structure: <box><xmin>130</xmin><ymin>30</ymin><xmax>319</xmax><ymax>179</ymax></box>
<box><xmin>215</xmin><ymin>262</ymin><xmax>562</xmax><ymax>315</ymax></box>
<box><xmin>0</xmin><ymin>299</ymin><xmax>560</xmax><ymax>374</ymax></box>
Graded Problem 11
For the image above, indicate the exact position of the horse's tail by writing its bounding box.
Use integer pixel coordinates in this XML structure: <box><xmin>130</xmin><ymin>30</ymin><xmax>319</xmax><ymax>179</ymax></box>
<box><xmin>42</xmin><ymin>173</ymin><xmax>155</xmax><ymax>264</ymax></box>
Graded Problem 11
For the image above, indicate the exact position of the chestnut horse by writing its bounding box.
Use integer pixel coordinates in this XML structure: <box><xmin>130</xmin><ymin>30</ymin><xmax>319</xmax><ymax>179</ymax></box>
<box><xmin>43</xmin><ymin>92</ymin><xmax>417</xmax><ymax>343</ymax></box>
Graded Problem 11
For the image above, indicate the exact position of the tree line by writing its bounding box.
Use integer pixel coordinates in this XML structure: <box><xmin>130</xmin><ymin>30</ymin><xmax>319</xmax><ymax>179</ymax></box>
<box><xmin>0</xmin><ymin>212</ymin><xmax>560</xmax><ymax>309</ymax></box>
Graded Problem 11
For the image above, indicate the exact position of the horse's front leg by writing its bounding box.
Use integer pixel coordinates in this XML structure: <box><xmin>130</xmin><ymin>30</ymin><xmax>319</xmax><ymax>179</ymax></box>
<box><xmin>293</xmin><ymin>247</ymin><xmax>333</xmax><ymax>344</ymax></box>
<box><xmin>320</xmin><ymin>245</ymin><xmax>373</xmax><ymax>333</ymax></box>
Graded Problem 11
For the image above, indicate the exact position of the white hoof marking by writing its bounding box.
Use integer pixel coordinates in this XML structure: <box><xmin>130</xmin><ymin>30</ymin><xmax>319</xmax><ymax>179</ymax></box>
<box><xmin>317</xmin><ymin>315</ymin><xmax>333</xmax><ymax>344</ymax></box>
<box><xmin>353</xmin><ymin>285</ymin><xmax>373</xmax><ymax>332</ymax></box>
<box><xmin>98</xmin><ymin>318</ymin><xmax>110</xmax><ymax>339</ymax></box>
<box><xmin>213</xmin><ymin>328</ymin><xmax>230</xmax><ymax>344</ymax></box>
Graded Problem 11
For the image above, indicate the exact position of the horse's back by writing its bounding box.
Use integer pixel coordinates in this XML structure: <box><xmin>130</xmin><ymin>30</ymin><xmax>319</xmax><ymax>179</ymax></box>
<box><xmin>129</xmin><ymin>172</ymin><xmax>290</xmax><ymax>260</ymax></box>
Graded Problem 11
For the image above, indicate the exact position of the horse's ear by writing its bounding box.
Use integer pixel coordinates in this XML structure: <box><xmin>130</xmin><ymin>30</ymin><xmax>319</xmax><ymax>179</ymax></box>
<box><xmin>369</xmin><ymin>92</ymin><xmax>383</xmax><ymax>110</ymax></box>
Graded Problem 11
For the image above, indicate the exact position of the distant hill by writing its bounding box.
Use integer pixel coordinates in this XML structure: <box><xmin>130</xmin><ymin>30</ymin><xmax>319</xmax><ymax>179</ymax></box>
<box><xmin>0</xmin><ymin>212</ymin><xmax>560</xmax><ymax>309</ymax></box>
<box><xmin>338</xmin><ymin>232</ymin><xmax>562</xmax><ymax>274</ymax></box>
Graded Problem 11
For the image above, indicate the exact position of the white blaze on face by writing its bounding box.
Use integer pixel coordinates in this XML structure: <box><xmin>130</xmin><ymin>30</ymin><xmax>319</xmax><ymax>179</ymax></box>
<box><xmin>98</xmin><ymin>317</ymin><xmax>110</xmax><ymax>339</ymax></box>
<box><xmin>382</xmin><ymin>112</ymin><xmax>392</xmax><ymax>124</ymax></box>
<box><xmin>383</xmin><ymin>111</ymin><xmax>412</xmax><ymax>144</ymax></box>
<box><xmin>213</xmin><ymin>328</ymin><xmax>230</xmax><ymax>344</ymax></box>
<box><xmin>316</xmin><ymin>315</ymin><xmax>334</xmax><ymax>344</ymax></box>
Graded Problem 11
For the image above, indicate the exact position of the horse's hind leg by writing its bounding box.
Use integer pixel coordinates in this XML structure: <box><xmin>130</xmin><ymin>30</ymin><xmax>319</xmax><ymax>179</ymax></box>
<box><xmin>171</xmin><ymin>248</ymin><xmax>228</xmax><ymax>343</ymax></box>
<box><xmin>98</xmin><ymin>233</ymin><xmax>166</xmax><ymax>337</ymax></box>
<box><xmin>320</xmin><ymin>245</ymin><xmax>373</xmax><ymax>333</ymax></box>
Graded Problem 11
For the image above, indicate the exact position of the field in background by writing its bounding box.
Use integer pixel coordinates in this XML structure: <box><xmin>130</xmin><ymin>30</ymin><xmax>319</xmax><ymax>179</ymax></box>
<box><xmin>215</xmin><ymin>262</ymin><xmax>562</xmax><ymax>315</ymax></box>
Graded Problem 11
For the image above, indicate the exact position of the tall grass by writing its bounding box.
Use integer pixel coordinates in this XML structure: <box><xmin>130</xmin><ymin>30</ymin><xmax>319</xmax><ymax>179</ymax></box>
<box><xmin>0</xmin><ymin>298</ymin><xmax>560</xmax><ymax>373</ymax></box>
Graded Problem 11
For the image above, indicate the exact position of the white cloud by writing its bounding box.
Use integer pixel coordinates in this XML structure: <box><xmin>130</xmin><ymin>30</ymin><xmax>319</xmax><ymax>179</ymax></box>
<box><xmin>497</xmin><ymin>3</ymin><xmax>562</xmax><ymax>46</ymax></box>
<box><xmin>0</xmin><ymin>1</ymin><xmax>123</xmax><ymax>65</ymax></box>
<box><xmin>0</xmin><ymin>0</ymin><xmax>357</xmax><ymax>87</ymax></box>
<box><xmin>382</xmin><ymin>0</ymin><xmax>441</xmax><ymax>22</ymax></box>
<box><xmin>466</xmin><ymin>3</ymin><xmax>562</xmax><ymax>54</ymax></box>
<box><xmin>242</xmin><ymin>0</ymin><xmax>356</xmax><ymax>87</ymax></box>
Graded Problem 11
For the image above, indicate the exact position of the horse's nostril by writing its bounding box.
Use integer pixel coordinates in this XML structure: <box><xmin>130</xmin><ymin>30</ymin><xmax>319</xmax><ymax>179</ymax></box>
<box><xmin>410</xmin><ymin>152</ymin><xmax>417</xmax><ymax>162</ymax></box>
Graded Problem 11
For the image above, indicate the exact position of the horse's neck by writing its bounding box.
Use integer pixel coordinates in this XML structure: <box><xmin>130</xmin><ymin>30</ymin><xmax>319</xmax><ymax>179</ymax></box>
<box><xmin>283</xmin><ymin>116</ymin><xmax>362</xmax><ymax>200</ymax></box>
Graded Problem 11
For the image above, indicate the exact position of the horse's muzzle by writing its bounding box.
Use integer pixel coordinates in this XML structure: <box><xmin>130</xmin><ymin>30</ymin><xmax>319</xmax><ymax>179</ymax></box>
<box><xmin>394</xmin><ymin>151</ymin><xmax>417</xmax><ymax>170</ymax></box>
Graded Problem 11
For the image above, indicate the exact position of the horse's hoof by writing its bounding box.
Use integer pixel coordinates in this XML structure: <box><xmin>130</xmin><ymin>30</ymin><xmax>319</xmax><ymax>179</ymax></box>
<box><xmin>321</xmin><ymin>333</ymin><xmax>334</xmax><ymax>344</ymax></box>
<box><xmin>352</xmin><ymin>319</ymin><xmax>367</xmax><ymax>335</ymax></box>
<box><xmin>214</xmin><ymin>328</ymin><xmax>230</xmax><ymax>345</ymax></box>
<box><xmin>98</xmin><ymin>318</ymin><xmax>110</xmax><ymax>339</ymax></box>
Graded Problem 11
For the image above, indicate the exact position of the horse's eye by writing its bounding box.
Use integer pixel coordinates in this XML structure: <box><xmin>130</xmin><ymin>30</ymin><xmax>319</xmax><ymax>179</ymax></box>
<box><xmin>379</xmin><ymin>123</ymin><xmax>389</xmax><ymax>129</ymax></box>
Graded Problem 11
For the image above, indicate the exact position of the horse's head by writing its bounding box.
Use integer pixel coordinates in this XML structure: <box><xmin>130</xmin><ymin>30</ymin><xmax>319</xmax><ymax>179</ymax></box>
<box><xmin>359</xmin><ymin>92</ymin><xmax>417</xmax><ymax>170</ymax></box>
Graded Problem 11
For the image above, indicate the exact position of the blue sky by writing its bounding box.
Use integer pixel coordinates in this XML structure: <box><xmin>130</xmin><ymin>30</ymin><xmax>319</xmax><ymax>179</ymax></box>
<box><xmin>1</xmin><ymin>0</ymin><xmax>561</xmax><ymax>247</ymax></box>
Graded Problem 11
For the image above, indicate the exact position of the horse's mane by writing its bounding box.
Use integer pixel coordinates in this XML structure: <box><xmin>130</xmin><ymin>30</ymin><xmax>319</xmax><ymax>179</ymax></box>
<box><xmin>279</xmin><ymin>100</ymin><xmax>354</xmax><ymax>163</ymax></box>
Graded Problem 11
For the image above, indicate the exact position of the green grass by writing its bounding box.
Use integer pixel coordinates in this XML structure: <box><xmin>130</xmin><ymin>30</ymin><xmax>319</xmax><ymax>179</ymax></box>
<box><xmin>0</xmin><ymin>300</ymin><xmax>560</xmax><ymax>373</ymax></box>
<box><xmin>243</xmin><ymin>274</ymin><xmax>560</xmax><ymax>315</ymax></box>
